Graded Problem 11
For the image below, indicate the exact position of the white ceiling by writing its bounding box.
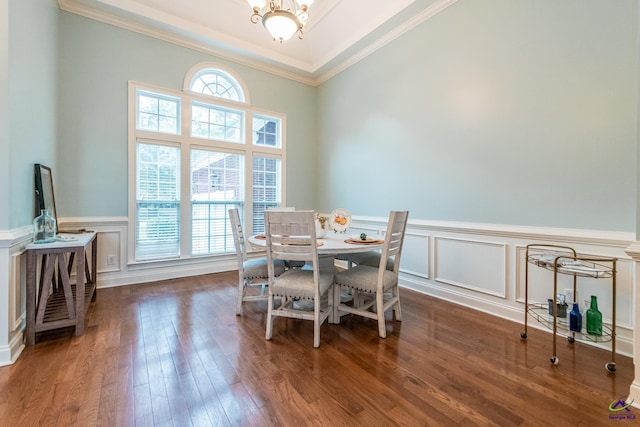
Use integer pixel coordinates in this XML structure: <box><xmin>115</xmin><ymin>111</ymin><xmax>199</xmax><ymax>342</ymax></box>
<box><xmin>58</xmin><ymin>0</ymin><xmax>457</xmax><ymax>85</ymax></box>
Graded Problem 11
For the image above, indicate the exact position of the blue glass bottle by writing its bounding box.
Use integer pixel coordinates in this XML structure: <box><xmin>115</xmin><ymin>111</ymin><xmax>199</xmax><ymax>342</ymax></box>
<box><xmin>569</xmin><ymin>303</ymin><xmax>582</xmax><ymax>332</ymax></box>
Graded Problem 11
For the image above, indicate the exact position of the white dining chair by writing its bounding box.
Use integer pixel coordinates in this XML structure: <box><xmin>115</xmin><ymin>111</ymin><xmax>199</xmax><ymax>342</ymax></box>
<box><xmin>266</xmin><ymin>206</ymin><xmax>307</xmax><ymax>270</ymax></box>
<box><xmin>333</xmin><ymin>210</ymin><xmax>409</xmax><ymax>338</ymax></box>
<box><xmin>229</xmin><ymin>208</ymin><xmax>285</xmax><ymax>316</ymax></box>
<box><xmin>264</xmin><ymin>210</ymin><xmax>335</xmax><ymax>348</ymax></box>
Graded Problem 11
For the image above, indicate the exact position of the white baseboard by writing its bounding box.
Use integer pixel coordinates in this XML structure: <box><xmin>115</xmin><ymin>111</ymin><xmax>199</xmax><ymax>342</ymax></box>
<box><xmin>0</xmin><ymin>332</ymin><xmax>25</xmax><ymax>366</ymax></box>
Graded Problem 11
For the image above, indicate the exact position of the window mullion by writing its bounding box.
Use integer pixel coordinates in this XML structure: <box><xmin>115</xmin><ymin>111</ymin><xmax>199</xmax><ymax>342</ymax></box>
<box><xmin>245</xmin><ymin>153</ymin><xmax>254</xmax><ymax>235</ymax></box>
<box><xmin>178</xmin><ymin>98</ymin><xmax>190</xmax><ymax>258</ymax></box>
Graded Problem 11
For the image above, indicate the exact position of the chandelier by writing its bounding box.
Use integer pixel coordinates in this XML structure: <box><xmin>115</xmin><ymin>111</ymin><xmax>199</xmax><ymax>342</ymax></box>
<box><xmin>247</xmin><ymin>0</ymin><xmax>315</xmax><ymax>43</ymax></box>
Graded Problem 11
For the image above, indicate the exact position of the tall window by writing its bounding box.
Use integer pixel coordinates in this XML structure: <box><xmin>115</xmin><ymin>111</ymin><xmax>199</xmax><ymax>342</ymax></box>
<box><xmin>128</xmin><ymin>64</ymin><xmax>285</xmax><ymax>263</ymax></box>
<box><xmin>135</xmin><ymin>143</ymin><xmax>181</xmax><ymax>261</ymax></box>
<box><xmin>252</xmin><ymin>156</ymin><xmax>281</xmax><ymax>232</ymax></box>
<box><xmin>191</xmin><ymin>150</ymin><xmax>244</xmax><ymax>255</ymax></box>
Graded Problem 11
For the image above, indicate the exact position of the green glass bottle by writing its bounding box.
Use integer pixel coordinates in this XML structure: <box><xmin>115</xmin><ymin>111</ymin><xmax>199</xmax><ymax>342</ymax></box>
<box><xmin>586</xmin><ymin>295</ymin><xmax>602</xmax><ymax>336</ymax></box>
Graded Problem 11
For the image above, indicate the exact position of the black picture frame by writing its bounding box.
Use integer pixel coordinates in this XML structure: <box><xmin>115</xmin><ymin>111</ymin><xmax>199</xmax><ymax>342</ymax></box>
<box><xmin>34</xmin><ymin>164</ymin><xmax>58</xmax><ymax>233</ymax></box>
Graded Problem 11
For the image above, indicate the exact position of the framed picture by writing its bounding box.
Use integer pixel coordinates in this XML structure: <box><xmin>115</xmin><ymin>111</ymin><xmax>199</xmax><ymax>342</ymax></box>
<box><xmin>34</xmin><ymin>164</ymin><xmax>58</xmax><ymax>231</ymax></box>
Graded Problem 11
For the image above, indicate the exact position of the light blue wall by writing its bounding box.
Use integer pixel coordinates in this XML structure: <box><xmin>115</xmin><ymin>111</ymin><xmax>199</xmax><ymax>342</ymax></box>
<box><xmin>6</xmin><ymin>0</ymin><xmax>58</xmax><ymax>229</ymax></box>
<box><xmin>7</xmin><ymin>1</ymin><xmax>638</xmax><ymax>233</ymax></box>
<box><xmin>0</xmin><ymin>0</ymin><xmax>8</xmax><ymax>230</ymax></box>
<box><xmin>56</xmin><ymin>12</ymin><xmax>317</xmax><ymax>218</ymax></box>
<box><xmin>318</xmin><ymin>0</ymin><xmax>638</xmax><ymax>231</ymax></box>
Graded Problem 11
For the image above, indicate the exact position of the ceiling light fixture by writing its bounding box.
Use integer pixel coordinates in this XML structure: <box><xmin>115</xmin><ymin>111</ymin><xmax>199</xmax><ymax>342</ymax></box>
<box><xmin>247</xmin><ymin>0</ymin><xmax>314</xmax><ymax>43</ymax></box>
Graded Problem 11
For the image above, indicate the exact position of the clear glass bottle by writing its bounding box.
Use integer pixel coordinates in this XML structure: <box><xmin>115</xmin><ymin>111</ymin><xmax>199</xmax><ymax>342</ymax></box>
<box><xmin>33</xmin><ymin>209</ymin><xmax>56</xmax><ymax>242</ymax></box>
<box><xmin>586</xmin><ymin>295</ymin><xmax>602</xmax><ymax>336</ymax></box>
<box><xmin>569</xmin><ymin>303</ymin><xmax>582</xmax><ymax>332</ymax></box>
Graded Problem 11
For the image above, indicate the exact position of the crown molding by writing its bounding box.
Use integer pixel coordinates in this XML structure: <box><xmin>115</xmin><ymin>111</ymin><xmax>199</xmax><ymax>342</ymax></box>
<box><xmin>57</xmin><ymin>0</ymin><xmax>318</xmax><ymax>85</ymax></box>
<box><xmin>315</xmin><ymin>0</ymin><xmax>458</xmax><ymax>84</ymax></box>
<box><xmin>58</xmin><ymin>0</ymin><xmax>457</xmax><ymax>87</ymax></box>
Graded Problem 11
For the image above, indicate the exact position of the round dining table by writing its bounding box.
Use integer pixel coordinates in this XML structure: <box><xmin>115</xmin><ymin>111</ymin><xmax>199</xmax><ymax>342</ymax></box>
<box><xmin>248</xmin><ymin>230</ymin><xmax>384</xmax><ymax>323</ymax></box>
<box><xmin>247</xmin><ymin>230</ymin><xmax>384</xmax><ymax>266</ymax></box>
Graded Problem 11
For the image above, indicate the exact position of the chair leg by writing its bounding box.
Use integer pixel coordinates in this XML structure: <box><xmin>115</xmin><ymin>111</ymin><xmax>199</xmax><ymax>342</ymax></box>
<box><xmin>236</xmin><ymin>277</ymin><xmax>245</xmax><ymax>316</ymax></box>
<box><xmin>314</xmin><ymin>300</ymin><xmax>321</xmax><ymax>348</ymax></box>
<box><xmin>376</xmin><ymin>292</ymin><xmax>386</xmax><ymax>338</ymax></box>
<box><xmin>393</xmin><ymin>286</ymin><xmax>402</xmax><ymax>321</ymax></box>
<box><xmin>352</xmin><ymin>289</ymin><xmax>361</xmax><ymax>308</ymax></box>
<box><xmin>266</xmin><ymin>294</ymin><xmax>274</xmax><ymax>340</ymax></box>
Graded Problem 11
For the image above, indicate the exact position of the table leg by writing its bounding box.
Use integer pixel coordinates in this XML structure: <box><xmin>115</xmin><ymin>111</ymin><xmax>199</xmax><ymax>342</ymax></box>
<box><xmin>91</xmin><ymin>236</ymin><xmax>97</xmax><ymax>302</ymax></box>
<box><xmin>75</xmin><ymin>248</ymin><xmax>86</xmax><ymax>336</ymax></box>
<box><xmin>330</xmin><ymin>283</ymin><xmax>341</xmax><ymax>325</ymax></box>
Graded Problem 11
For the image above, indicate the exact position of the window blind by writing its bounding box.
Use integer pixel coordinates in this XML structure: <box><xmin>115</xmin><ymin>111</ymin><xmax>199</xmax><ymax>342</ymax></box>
<box><xmin>135</xmin><ymin>143</ymin><xmax>180</xmax><ymax>261</ymax></box>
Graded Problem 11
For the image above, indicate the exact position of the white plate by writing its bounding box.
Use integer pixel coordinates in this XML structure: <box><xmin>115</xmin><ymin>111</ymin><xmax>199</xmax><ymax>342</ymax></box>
<box><xmin>329</xmin><ymin>208</ymin><xmax>351</xmax><ymax>233</ymax></box>
<box><xmin>55</xmin><ymin>235</ymin><xmax>77</xmax><ymax>242</ymax></box>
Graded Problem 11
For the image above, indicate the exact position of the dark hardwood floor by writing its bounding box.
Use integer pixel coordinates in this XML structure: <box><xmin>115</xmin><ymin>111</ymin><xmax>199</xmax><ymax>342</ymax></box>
<box><xmin>0</xmin><ymin>271</ymin><xmax>634</xmax><ymax>426</ymax></box>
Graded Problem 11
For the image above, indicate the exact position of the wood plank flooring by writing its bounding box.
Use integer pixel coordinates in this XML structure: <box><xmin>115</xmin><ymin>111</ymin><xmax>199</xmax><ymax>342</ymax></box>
<box><xmin>0</xmin><ymin>271</ymin><xmax>634</xmax><ymax>426</ymax></box>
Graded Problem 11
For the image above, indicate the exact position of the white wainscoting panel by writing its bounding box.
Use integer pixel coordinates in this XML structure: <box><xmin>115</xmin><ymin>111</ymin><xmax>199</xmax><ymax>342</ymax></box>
<box><xmin>98</xmin><ymin>230</ymin><xmax>121</xmax><ymax>273</ymax></box>
<box><xmin>434</xmin><ymin>236</ymin><xmax>507</xmax><ymax>298</ymax></box>
<box><xmin>400</xmin><ymin>231</ymin><xmax>430</xmax><ymax>279</ymax></box>
<box><xmin>10</xmin><ymin>252</ymin><xmax>24</xmax><ymax>331</ymax></box>
<box><xmin>348</xmin><ymin>224</ymin><xmax>383</xmax><ymax>238</ymax></box>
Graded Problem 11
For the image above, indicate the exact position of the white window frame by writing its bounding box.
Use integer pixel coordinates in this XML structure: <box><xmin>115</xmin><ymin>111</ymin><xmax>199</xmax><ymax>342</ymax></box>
<box><xmin>127</xmin><ymin>78</ymin><xmax>286</xmax><ymax>265</ymax></box>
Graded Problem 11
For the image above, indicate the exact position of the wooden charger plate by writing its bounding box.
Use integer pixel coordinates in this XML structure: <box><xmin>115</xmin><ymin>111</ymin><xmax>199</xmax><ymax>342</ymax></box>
<box><xmin>344</xmin><ymin>238</ymin><xmax>384</xmax><ymax>245</ymax></box>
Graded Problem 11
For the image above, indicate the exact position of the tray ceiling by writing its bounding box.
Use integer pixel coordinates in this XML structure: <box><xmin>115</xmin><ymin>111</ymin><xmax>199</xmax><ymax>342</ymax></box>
<box><xmin>58</xmin><ymin>0</ymin><xmax>457</xmax><ymax>85</ymax></box>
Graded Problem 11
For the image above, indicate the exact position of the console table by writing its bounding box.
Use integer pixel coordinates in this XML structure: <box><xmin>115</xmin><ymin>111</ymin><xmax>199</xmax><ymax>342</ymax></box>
<box><xmin>25</xmin><ymin>232</ymin><xmax>97</xmax><ymax>346</ymax></box>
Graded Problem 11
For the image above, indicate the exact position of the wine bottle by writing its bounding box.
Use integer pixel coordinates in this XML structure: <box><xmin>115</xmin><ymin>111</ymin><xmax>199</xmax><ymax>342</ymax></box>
<box><xmin>569</xmin><ymin>303</ymin><xmax>582</xmax><ymax>332</ymax></box>
<box><xmin>586</xmin><ymin>295</ymin><xmax>602</xmax><ymax>336</ymax></box>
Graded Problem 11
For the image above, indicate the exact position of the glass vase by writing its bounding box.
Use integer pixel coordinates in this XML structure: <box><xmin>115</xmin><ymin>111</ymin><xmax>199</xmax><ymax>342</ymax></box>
<box><xmin>586</xmin><ymin>295</ymin><xmax>602</xmax><ymax>336</ymax></box>
<box><xmin>33</xmin><ymin>209</ymin><xmax>56</xmax><ymax>243</ymax></box>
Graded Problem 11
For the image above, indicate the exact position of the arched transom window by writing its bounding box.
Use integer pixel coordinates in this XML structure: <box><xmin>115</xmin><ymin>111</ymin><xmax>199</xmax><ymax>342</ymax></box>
<box><xmin>189</xmin><ymin>68</ymin><xmax>245</xmax><ymax>102</ymax></box>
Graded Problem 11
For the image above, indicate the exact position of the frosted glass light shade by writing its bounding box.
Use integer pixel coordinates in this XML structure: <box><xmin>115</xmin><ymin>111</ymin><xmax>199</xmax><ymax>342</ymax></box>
<box><xmin>263</xmin><ymin>11</ymin><xmax>299</xmax><ymax>42</ymax></box>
